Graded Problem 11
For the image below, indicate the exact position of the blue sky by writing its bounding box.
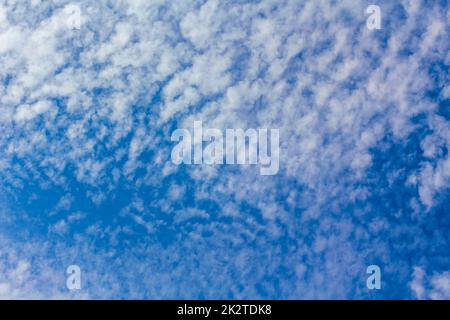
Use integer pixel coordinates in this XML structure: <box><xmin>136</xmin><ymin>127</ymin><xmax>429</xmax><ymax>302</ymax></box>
<box><xmin>0</xmin><ymin>0</ymin><xmax>449</xmax><ymax>299</ymax></box>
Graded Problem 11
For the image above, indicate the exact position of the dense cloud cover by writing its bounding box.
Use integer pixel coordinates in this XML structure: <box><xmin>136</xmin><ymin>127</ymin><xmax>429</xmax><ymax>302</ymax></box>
<box><xmin>0</xmin><ymin>0</ymin><xmax>449</xmax><ymax>299</ymax></box>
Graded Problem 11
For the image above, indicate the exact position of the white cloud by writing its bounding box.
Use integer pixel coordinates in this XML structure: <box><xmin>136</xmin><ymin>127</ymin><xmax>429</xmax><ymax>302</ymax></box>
<box><xmin>0</xmin><ymin>0</ymin><xmax>448</xmax><ymax>299</ymax></box>
<box><xmin>411</xmin><ymin>267</ymin><xmax>450</xmax><ymax>300</ymax></box>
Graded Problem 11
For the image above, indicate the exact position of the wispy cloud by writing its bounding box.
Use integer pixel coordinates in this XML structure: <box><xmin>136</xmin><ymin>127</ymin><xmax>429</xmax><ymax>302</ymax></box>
<box><xmin>0</xmin><ymin>0</ymin><xmax>449</xmax><ymax>299</ymax></box>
